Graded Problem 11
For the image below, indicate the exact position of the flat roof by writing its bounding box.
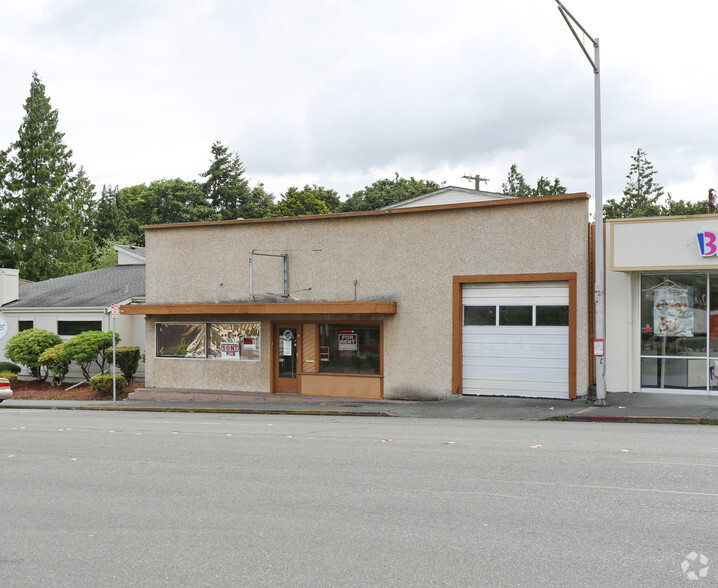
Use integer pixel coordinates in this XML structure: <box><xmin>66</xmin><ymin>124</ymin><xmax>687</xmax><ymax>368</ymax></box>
<box><xmin>121</xmin><ymin>301</ymin><xmax>398</xmax><ymax>316</ymax></box>
<box><xmin>142</xmin><ymin>192</ymin><xmax>589</xmax><ymax>231</ymax></box>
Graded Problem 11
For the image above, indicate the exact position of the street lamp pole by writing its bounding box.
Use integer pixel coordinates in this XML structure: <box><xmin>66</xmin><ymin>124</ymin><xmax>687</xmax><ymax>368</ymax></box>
<box><xmin>555</xmin><ymin>0</ymin><xmax>607</xmax><ymax>406</ymax></box>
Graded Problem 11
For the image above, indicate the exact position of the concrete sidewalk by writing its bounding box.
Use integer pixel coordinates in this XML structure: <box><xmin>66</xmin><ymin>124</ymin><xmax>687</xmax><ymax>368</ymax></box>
<box><xmin>3</xmin><ymin>391</ymin><xmax>718</xmax><ymax>423</ymax></box>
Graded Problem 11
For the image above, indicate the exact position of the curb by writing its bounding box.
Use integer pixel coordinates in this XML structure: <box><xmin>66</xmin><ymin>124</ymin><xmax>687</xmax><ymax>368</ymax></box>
<box><xmin>1</xmin><ymin>404</ymin><xmax>398</xmax><ymax>417</ymax></box>
<box><xmin>80</xmin><ymin>406</ymin><xmax>398</xmax><ymax>417</ymax></box>
<box><xmin>546</xmin><ymin>414</ymin><xmax>717</xmax><ymax>425</ymax></box>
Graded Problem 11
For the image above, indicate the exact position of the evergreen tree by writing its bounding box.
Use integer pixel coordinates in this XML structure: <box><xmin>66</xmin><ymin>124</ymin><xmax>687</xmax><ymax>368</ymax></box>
<box><xmin>200</xmin><ymin>141</ymin><xmax>274</xmax><ymax>219</ymax></box>
<box><xmin>247</xmin><ymin>182</ymin><xmax>276</xmax><ymax>218</ymax></box>
<box><xmin>200</xmin><ymin>141</ymin><xmax>250</xmax><ymax>220</ymax></box>
<box><xmin>501</xmin><ymin>164</ymin><xmax>532</xmax><ymax>198</ymax></box>
<box><xmin>0</xmin><ymin>72</ymin><xmax>95</xmax><ymax>280</ymax></box>
<box><xmin>603</xmin><ymin>148</ymin><xmax>664</xmax><ymax>219</ymax></box>
<box><xmin>501</xmin><ymin>164</ymin><xmax>566</xmax><ymax>198</ymax></box>
<box><xmin>91</xmin><ymin>185</ymin><xmax>132</xmax><ymax>247</ymax></box>
<box><xmin>340</xmin><ymin>174</ymin><xmax>440</xmax><ymax>212</ymax></box>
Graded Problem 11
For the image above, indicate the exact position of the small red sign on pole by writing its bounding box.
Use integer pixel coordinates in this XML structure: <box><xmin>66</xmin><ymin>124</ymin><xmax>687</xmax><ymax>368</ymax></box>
<box><xmin>593</xmin><ymin>339</ymin><xmax>604</xmax><ymax>357</ymax></box>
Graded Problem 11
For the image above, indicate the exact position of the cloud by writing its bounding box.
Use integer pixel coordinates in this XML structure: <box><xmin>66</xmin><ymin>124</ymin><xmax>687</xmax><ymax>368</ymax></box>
<box><xmin>0</xmin><ymin>0</ymin><xmax>716</xmax><ymax>206</ymax></box>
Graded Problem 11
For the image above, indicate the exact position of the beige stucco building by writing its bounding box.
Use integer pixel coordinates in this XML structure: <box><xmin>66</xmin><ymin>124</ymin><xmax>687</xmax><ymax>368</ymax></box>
<box><xmin>124</xmin><ymin>192</ymin><xmax>590</xmax><ymax>400</ymax></box>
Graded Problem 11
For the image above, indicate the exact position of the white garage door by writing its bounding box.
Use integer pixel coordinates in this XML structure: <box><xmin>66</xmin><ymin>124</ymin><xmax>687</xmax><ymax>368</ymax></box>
<box><xmin>462</xmin><ymin>282</ymin><xmax>570</xmax><ymax>399</ymax></box>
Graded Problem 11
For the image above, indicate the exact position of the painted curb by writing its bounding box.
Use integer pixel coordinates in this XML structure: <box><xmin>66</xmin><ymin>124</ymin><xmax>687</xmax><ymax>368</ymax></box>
<box><xmin>545</xmin><ymin>414</ymin><xmax>716</xmax><ymax>425</ymax></box>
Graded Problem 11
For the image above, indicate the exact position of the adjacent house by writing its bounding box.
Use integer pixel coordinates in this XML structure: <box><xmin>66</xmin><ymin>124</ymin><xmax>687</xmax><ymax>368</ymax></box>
<box><xmin>0</xmin><ymin>245</ymin><xmax>147</xmax><ymax>380</ymax></box>
<box><xmin>123</xmin><ymin>193</ymin><xmax>590</xmax><ymax>400</ymax></box>
<box><xmin>380</xmin><ymin>186</ymin><xmax>517</xmax><ymax>209</ymax></box>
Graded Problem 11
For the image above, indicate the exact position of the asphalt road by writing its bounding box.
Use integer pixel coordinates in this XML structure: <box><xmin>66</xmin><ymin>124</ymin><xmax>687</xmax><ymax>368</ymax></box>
<box><xmin>1</xmin><ymin>410</ymin><xmax>717</xmax><ymax>587</ymax></box>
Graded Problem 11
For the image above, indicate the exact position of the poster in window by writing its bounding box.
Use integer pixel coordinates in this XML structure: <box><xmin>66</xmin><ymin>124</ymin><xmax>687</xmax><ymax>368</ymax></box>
<box><xmin>653</xmin><ymin>286</ymin><xmax>693</xmax><ymax>337</ymax></box>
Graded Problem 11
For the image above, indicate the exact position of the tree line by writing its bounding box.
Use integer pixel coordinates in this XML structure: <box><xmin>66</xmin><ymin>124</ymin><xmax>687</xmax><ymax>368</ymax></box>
<box><xmin>0</xmin><ymin>73</ymin><xmax>709</xmax><ymax>282</ymax></box>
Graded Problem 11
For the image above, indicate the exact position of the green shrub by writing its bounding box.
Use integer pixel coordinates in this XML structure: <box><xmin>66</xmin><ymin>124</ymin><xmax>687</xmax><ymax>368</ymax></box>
<box><xmin>63</xmin><ymin>331</ymin><xmax>121</xmax><ymax>381</ymax></box>
<box><xmin>0</xmin><ymin>361</ymin><xmax>21</xmax><ymax>374</ymax></box>
<box><xmin>104</xmin><ymin>346</ymin><xmax>141</xmax><ymax>383</ymax></box>
<box><xmin>89</xmin><ymin>374</ymin><xmax>125</xmax><ymax>395</ymax></box>
<box><xmin>38</xmin><ymin>343</ymin><xmax>70</xmax><ymax>386</ymax></box>
<box><xmin>4</xmin><ymin>328</ymin><xmax>63</xmax><ymax>381</ymax></box>
<box><xmin>0</xmin><ymin>371</ymin><xmax>18</xmax><ymax>382</ymax></box>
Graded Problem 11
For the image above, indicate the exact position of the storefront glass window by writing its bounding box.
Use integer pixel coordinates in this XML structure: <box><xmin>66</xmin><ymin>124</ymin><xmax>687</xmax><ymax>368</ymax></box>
<box><xmin>640</xmin><ymin>358</ymin><xmax>707</xmax><ymax>390</ymax></box>
<box><xmin>639</xmin><ymin>274</ymin><xmax>710</xmax><ymax>390</ymax></box>
<box><xmin>319</xmin><ymin>324</ymin><xmax>380</xmax><ymax>375</ymax></box>
<box><xmin>156</xmin><ymin>322</ymin><xmax>261</xmax><ymax>360</ymax></box>
<box><xmin>157</xmin><ymin>323</ymin><xmax>206</xmax><ymax>358</ymax></box>
<box><xmin>640</xmin><ymin>274</ymin><xmax>706</xmax><ymax>358</ymax></box>
<box><xmin>209</xmin><ymin>323</ymin><xmax>261</xmax><ymax>361</ymax></box>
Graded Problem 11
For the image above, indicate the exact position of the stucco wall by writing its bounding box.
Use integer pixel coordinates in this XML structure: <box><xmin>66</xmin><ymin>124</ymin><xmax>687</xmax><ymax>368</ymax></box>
<box><xmin>143</xmin><ymin>197</ymin><xmax>590</xmax><ymax>398</ymax></box>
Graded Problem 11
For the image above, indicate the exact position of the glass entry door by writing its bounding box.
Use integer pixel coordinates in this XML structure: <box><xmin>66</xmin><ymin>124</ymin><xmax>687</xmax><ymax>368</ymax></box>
<box><xmin>274</xmin><ymin>323</ymin><xmax>299</xmax><ymax>393</ymax></box>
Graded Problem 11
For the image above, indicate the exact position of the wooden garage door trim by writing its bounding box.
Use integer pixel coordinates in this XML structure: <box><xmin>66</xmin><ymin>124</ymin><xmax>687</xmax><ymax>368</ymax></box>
<box><xmin>452</xmin><ymin>273</ymin><xmax>577</xmax><ymax>399</ymax></box>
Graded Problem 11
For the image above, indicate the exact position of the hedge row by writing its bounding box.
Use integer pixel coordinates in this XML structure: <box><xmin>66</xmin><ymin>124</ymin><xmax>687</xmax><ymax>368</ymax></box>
<box><xmin>4</xmin><ymin>328</ymin><xmax>141</xmax><ymax>385</ymax></box>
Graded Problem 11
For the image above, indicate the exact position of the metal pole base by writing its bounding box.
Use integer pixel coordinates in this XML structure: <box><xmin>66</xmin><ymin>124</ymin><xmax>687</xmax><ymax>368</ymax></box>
<box><xmin>593</xmin><ymin>398</ymin><xmax>608</xmax><ymax>407</ymax></box>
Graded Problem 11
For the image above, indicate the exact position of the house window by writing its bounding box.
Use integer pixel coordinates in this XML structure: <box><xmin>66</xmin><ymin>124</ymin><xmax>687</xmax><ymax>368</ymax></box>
<box><xmin>18</xmin><ymin>320</ymin><xmax>34</xmax><ymax>332</ymax></box>
<box><xmin>156</xmin><ymin>322</ymin><xmax>260</xmax><ymax>360</ymax></box>
<box><xmin>319</xmin><ymin>324</ymin><xmax>380</xmax><ymax>375</ymax></box>
<box><xmin>58</xmin><ymin>320</ymin><xmax>103</xmax><ymax>337</ymax></box>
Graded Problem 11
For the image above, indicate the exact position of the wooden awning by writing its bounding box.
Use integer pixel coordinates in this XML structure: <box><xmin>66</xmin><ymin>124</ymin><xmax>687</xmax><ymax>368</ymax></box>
<box><xmin>120</xmin><ymin>301</ymin><xmax>397</xmax><ymax>316</ymax></box>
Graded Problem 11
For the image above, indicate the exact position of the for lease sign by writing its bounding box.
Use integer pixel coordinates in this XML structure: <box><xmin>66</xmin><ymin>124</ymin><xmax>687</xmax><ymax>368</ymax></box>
<box><xmin>338</xmin><ymin>332</ymin><xmax>357</xmax><ymax>351</ymax></box>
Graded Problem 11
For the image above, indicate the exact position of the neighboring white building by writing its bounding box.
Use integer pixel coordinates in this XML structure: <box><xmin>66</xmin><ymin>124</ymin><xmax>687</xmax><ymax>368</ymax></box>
<box><xmin>381</xmin><ymin>186</ymin><xmax>516</xmax><ymax>210</ymax></box>
<box><xmin>606</xmin><ymin>216</ymin><xmax>718</xmax><ymax>396</ymax></box>
<box><xmin>0</xmin><ymin>245</ymin><xmax>147</xmax><ymax>381</ymax></box>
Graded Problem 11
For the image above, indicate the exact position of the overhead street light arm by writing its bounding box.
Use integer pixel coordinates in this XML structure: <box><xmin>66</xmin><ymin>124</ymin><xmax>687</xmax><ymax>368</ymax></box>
<box><xmin>556</xmin><ymin>0</ymin><xmax>598</xmax><ymax>73</ymax></box>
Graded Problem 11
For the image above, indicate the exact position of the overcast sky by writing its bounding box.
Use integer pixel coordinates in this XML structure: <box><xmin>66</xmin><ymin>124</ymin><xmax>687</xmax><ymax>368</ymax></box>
<box><xmin>2</xmin><ymin>0</ymin><xmax>716</xmax><ymax>210</ymax></box>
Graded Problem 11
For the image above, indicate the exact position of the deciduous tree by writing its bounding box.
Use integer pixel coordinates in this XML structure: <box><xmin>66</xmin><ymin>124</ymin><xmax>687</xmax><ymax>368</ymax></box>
<box><xmin>340</xmin><ymin>174</ymin><xmax>440</xmax><ymax>212</ymax></box>
<box><xmin>272</xmin><ymin>186</ymin><xmax>332</xmax><ymax>217</ymax></box>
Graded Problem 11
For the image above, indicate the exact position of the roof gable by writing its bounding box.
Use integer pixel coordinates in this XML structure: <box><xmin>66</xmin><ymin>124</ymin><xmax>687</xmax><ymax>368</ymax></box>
<box><xmin>380</xmin><ymin>186</ymin><xmax>517</xmax><ymax>210</ymax></box>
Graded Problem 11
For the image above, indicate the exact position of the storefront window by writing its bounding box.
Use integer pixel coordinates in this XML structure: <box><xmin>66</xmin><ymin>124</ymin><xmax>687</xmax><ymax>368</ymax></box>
<box><xmin>157</xmin><ymin>323</ymin><xmax>206</xmax><ymax>358</ymax></box>
<box><xmin>209</xmin><ymin>323</ymin><xmax>261</xmax><ymax>361</ymax></box>
<box><xmin>156</xmin><ymin>322</ymin><xmax>260</xmax><ymax>360</ymax></box>
<box><xmin>640</xmin><ymin>274</ymin><xmax>707</xmax><ymax>358</ymax></box>
<box><xmin>319</xmin><ymin>324</ymin><xmax>380</xmax><ymax>375</ymax></box>
<box><xmin>640</xmin><ymin>274</ymin><xmax>710</xmax><ymax>390</ymax></box>
<box><xmin>640</xmin><ymin>358</ymin><xmax>707</xmax><ymax>390</ymax></box>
